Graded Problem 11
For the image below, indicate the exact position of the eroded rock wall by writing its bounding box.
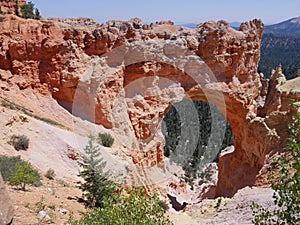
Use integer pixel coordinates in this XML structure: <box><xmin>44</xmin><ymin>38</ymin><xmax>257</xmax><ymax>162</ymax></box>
<box><xmin>0</xmin><ymin>14</ymin><xmax>299</xmax><ymax>197</ymax></box>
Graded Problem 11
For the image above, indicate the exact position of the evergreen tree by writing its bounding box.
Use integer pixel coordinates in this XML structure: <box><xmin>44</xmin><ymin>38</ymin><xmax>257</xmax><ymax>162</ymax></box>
<box><xmin>71</xmin><ymin>188</ymin><xmax>173</xmax><ymax>225</ymax></box>
<box><xmin>78</xmin><ymin>136</ymin><xmax>116</xmax><ymax>208</ymax></box>
<box><xmin>15</xmin><ymin>0</ymin><xmax>19</xmax><ymax>16</ymax></box>
<box><xmin>20</xmin><ymin>1</ymin><xmax>34</xmax><ymax>19</ymax></box>
<box><xmin>163</xmin><ymin>100</ymin><xmax>234</xmax><ymax>181</ymax></box>
<box><xmin>34</xmin><ymin>8</ymin><xmax>40</xmax><ymax>20</ymax></box>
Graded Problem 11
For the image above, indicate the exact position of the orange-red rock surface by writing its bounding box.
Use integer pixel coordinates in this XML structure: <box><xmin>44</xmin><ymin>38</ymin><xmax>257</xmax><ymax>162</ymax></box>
<box><xmin>0</xmin><ymin>0</ymin><xmax>26</xmax><ymax>15</ymax></box>
<box><xmin>0</xmin><ymin>14</ymin><xmax>299</xmax><ymax>198</ymax></box>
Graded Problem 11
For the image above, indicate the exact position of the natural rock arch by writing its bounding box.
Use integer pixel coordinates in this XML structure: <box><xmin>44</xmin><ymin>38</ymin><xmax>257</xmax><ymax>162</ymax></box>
<box><xmin>2</xmin><ymin>15</ymin><xmax>298</xmax><ymax>197</ymax></box>
<box><xmin>71</xmin><ymin>26</ymin><xmax>274</xmax><ymax>197</ymax></box>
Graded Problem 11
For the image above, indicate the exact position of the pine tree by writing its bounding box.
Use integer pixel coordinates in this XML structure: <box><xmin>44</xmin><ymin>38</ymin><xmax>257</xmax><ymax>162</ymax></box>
<box><xmin>78</xmin><ymin>136</ymin><xmax>116</xmax><ymax>208</ymax></box>
<box><xmin>71</xmin><ymin>188</ymin><xmax>174</xmax><ymax>225</ymax></box>
<box><xmin>34</xmin><ymin>8</ymin><xmax>40</xmax><ymax>20</ymax></box>
<box><xmin>20</xmin><ymin>1</ymin><xmax>34</xmax><ymax>19</ymax></box>
<box><xmin>15</xmin><ymin>0</ymin><xmax>20</xmax><ymax>16</ymax></box>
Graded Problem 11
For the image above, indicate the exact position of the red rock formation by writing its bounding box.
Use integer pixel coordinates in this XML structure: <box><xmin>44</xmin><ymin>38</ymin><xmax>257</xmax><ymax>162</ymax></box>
<box><xmin>0</xmin><ymin>0</ymin><xmax>26</xmax><ymax>15</ymax></box>
<box><xmin>0</xmin><ymin>14</ymin><xmax>299</xmax><ymax>198</ymax></box>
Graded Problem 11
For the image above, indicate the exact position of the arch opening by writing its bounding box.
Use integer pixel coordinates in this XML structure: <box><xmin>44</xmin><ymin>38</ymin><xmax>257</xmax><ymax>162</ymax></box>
<box><xmin>162</xmin><ymin>100</ymin><xmax>234</xmax><ymax>185</ymax></box>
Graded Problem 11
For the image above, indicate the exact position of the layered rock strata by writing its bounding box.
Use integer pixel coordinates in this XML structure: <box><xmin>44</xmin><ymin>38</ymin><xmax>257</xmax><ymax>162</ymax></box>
<box><xmin>0</xmin><ymin>14</ymin><xmax>299</xmax><ymax>197</ymax></box>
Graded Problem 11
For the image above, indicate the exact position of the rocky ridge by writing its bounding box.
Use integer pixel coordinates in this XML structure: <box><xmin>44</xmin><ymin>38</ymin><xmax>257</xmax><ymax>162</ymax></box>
<box><xmin>0</xmin><ymin>14</ymin><xmax>299</xmax><ymax>200</ymax></box>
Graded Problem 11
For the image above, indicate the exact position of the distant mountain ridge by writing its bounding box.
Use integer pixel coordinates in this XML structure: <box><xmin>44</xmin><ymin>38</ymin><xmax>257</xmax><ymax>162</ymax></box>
<box><xmin>264</xmin><ymin>16</ymin><xmax>300</xmax><ymax>38</ymax></box>
<box><xmin>259</xmin><ymin>16</ymin><xmax>300</xmax><ymax>79</ymax></box>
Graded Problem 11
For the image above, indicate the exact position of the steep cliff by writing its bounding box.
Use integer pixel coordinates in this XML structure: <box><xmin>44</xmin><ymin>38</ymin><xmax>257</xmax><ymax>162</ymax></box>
<box><xmin>0</xmin><ymin>14</ymin><xmax>299</xmax><ymax>197</ymax></box>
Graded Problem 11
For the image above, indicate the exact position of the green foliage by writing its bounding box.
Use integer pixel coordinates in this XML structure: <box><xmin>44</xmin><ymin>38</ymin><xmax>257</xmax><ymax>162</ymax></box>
<box><xmin>98</xmin><ymin>133</ymin><xmax>114</xmax><ymax>147</ymax></box>
<box><xmin>35</xmin><ymin>196</ymin><xmax>46</xmax><ymax>212</ymax></box>
<box><xmin>8</xmin><ymin>134</ymin><xmax>29</xmax><ymax>151</ymax></box>
<box><xmin>71</xmin><ymin>188</ymin><xmax>173</xmax><ymax>225</ymax></box>
<box><xmin>214</xmin><ymin>197</ymin><xmax>222</xmax><ymax>211</ymax></box>
<box><xmin>1</xmin><ymin>99</ymin><xmax>24</xmax><ymax>110</ymax></box>
<box><xmin>198</xmin><ymin>164</ymin><xmax>214</xmax><ymax>186</ymax></box>
<box><xmin>20</xmin><ymin>1</ymin><xmax>34</xmax><ymax>19</ymax></box>
<box><xmin>163</xmin><ymin>100</ymin><xmax>234</xmax><ymax>181</ymax></box>
<box><xmin>15</xmin><ymin>0</ymin><xmax>20</xmax><ymax>16</ymax></box>
<box><xmin>34</xmin><ymin>8</ymin><xmax>40</xmax><ymax>20</ymax></box>
<box><xmin>77</xmin><ymin>136</ymin><xmax>116</xmax><ymax>208</ymax></box>
<box><xmin>259</xmin><ymin>34</ymin><xmax>300</xmax><ymax>79</ymax></box>
<box><xmin>251</xmin><ymin>104</ymin><xmax>300</xmax><ymax>224</ymax></box>
<box><xmin>45</xmin><ymin>168</ymin><xmax>56</xmax><ymax>180</ymax></box>
<box><xmin>1</xmin><ymin>98</ymin><xmax>65</xmax><ymax>128</ymax></box>
<box><xmin>0</xmin><ymin>155</ymin><xmax>23</xmax><ymax>181</ymax></box>
<box><xmin>9</xmin><ymin>161</ymin><xmax>41</xmax><ymax>191</ymax></box>
<box><xmin>74</xmin><ymin>137</ymin><xmax>173</xmax><ymax>224</ymax></box>
<box><xmin>20</xmin><ymin>1</ymin><xmax>40</xmax><ymax>20</ymax></box>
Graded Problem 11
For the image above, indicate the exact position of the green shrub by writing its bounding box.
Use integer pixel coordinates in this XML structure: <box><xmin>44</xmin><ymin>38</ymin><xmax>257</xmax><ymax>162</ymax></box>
<box><xmin>34</xmin><ymin>8</ymin><xmax>40</xmax><ymax>20</ymax></box>
<box><xmin>98</xmin><ymin>133</ymin><xmax>114</xmax><ymax>147</ymax></box>
<box><xmin>251</xmin><ymin>104</ymin><xmax>300</xmax><ymax>224</ymax></box>
<box><xmin>20</xmin><ymin>1</ymin><xmax>34</xmax><ymax>19</ymax></box>
<box><xmin>45</xmin><ymin>168</ymin><xmax>56</xmax><ymax>180</ymax></box>
<box><xmin>0</xmin><ymin>156</ymin><xmax>23</xmax><ymax>181</ymax></box>
<box><xmin>9</xmin><ymin>161</ymin><xmax>41</xmax><ymax>191</ymax></box>
<box><xmin>8</xmin><ymin>134</ymin><xmax>29</xmax><ymax>150</ymax></box>
<box><xmin>73</xmin><ymin>137</ymin><xmax>173</xmax><ymax>224</ymax></box>
<box><xmin>78</xmin><ymin>136</ymin><xmax>116</xmax><ymax>208</ymax></box>
<box><xmin>1</xmin><ymin>100</ymin><xmax>17</xmax><ymax>110</ymax></box>
<box><xmin>71</xmin><ymin>188</ymin><xmax>173</xmax><ymax>225</ymax></box>
<box><xmin>15</xmin><ymin>0</ymin><xmax>20</xmax><ymax>16</ymax></box>
<box><xmin>20</xmin><ymin>1</ymin><xmax>40</xmax><ymax>20</ymax></box>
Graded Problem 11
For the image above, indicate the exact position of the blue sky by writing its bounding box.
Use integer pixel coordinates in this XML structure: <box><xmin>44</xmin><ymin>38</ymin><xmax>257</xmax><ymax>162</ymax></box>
<box><xmin>30</xmin><ymin>0</ymin><xmax>299</xmax><ymax>25</ymax></box>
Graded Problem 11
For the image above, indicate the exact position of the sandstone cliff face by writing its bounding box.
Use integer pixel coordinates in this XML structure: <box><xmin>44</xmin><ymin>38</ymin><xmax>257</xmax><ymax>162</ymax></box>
<box><xmin>0</xmin><ymin>14</ymin><xmax>299</xmax><ymax>198</ymax></box>
<box><xmin>0</xmin><ymin>0</ymin><xmax>26</xmax><ymax>15</ymax></box>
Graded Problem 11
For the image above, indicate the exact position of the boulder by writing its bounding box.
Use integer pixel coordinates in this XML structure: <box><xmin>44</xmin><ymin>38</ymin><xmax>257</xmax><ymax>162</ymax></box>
<box><xmin>0</xmin><ymin>173</ymin><xmax>14</xmax><ymax>225</ymax></box>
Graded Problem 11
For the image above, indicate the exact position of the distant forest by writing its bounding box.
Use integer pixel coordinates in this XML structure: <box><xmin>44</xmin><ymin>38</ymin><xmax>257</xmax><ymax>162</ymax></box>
<box><xmin>259</xmin><ymin>33</ymin><xmax>300</xmax><ymax>79</ymax></box>
<box><xmin>162</xmin><ymin>100</ymin><xmax>234</xmax><ymax>180</ymax></box>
